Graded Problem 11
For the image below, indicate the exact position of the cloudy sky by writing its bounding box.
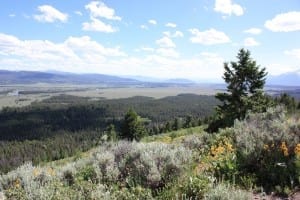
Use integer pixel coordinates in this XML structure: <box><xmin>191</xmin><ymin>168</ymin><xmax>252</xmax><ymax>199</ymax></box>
<box><xmin>0</xmin><ymin>0</ymin><xmax>300</xmax><ymax>81</ymax></box>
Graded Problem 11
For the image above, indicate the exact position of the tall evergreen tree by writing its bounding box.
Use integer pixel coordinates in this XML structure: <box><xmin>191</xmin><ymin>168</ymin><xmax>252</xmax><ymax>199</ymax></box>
<box><xmin>121</xmin><ymin>108</ymin><xmax>146</xmax><ymax>141</ymax></box>
<box><xmin>209</xmin><ymin>49</ymin><xmax>269</xmax><ymax>131</ymax></box>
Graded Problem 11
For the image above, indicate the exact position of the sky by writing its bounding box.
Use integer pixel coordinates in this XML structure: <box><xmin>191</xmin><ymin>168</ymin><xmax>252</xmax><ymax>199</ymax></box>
<box><xmin>0</xmin><ymin>0</ymin><xmax>300</xmax><ymax>82</ymax></box>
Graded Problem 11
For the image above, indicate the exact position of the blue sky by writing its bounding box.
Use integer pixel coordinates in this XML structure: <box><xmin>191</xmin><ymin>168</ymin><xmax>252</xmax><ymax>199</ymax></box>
<box><xmin>0</xmin><ymin>0</ymin><xmax>300</xmax><ymax>82</ymax></box>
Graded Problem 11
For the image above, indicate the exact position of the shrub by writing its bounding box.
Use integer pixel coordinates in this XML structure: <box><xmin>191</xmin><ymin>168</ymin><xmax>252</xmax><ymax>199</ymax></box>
<box><xmin>0</xmin><ymin>162</ymin><xmax>59</xmax><ymax>200</ymax></box>
<box><xmin>118</xmin><ymin>142</ymin><xmax>192</xmax><ymax>189</ymax></box>
<box><xmin>93</xmin><ymin>150</ymin><xmax>120</xmax><ymax>183</ymax></box>
<box><xmin>180</xmin><ymin>174</ymin><xmax>212</xmax><ymax>199</ymax></box>
<box><xmin>77</xmin><ymin>165</ymin><xmax>97</xmax><ymax>183</ymax></box>
<box><xmin>111</xmin><ymin>186</ymin><xmax>154</xmax><ymax>200</ymax></box>
<box><xmin>205</xmin><ymin>183</ymin><xmax>251</xmax><ymax>200</ymax></box>
<box><xmin>90</xmin><ymin>184</ymin><xmax>111</xmax><ymax>200</ymax></box>
<box><xmin>233</xmin><ymin>106</ymin><xmax>300</xmax><ymax>191</ymax></box>
<box><xmin>182</xmin><ymin>132</ymin><xmax>212</xmax><ymax>151</ymax></box>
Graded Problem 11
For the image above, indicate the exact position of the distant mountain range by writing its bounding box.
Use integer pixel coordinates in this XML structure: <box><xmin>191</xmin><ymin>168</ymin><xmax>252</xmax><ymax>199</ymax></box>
<box><xmin>267</xmin><ymin>70</ymin><xmax>300</xmax><ymax>86</ymax></box>
<box><xmin>0</xmin><ymin>69</ymin><xmax>299</xmax><ymax>86</ymax></box>
<box><xmin>0</xmin><ymin>70</ymin><xmax>138</xmax><ymax>84</ymax></box>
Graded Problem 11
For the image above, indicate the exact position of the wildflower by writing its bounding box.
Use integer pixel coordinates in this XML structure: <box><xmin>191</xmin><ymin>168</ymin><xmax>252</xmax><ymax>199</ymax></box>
<box><xmin>263</xmin><ymin>144</ymin><xmax>269</xmax><ymax>150</ymax></box>
<box><xmin>280</xmin><ymin>141</ymin><xmax>289</xmax><ymax>157</ymax></box>
<box><xmin>47</xmin><ymin>167</ymin><xmax>55</xmax><ymax>176</ymax></box>
<box><xmin>225</xmin><ymin>142</ymin><xmax>234</xmax><ymax>152</ymax></box>
<box><xmin>294</xmin><ymin>144</ymin><xmax>300</xmax><ymax>157</ymax></box>
<box><xmin>216</xmin><ymin>146</ymin><xmax>225</xmax><ymax>154</ymax></box>
<box><xmin>14</xmin><ymin>179</ymin><xmax>21</xmax><ymax>188</ymax></box>
<box><xmin>33</xmin><ymin>168</ymin><xmax>40</xmax><ymax>177</ymax></box>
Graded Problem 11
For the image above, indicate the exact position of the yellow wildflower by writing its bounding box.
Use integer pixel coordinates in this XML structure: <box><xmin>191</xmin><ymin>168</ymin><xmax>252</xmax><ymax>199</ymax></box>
<box><xmin>33</xmin><ymin>168</ymin><xmax>40</xmax><ymax>177</ymax></box>
<box><xmin>225</xmin><ymin>142</ymin><xmax>234</xmax><ymax>152</ymax></box>
<box><xmin>263</xmin><ymin>144</ymin><xmax>269</xmax><ymax>150</ymax></box>
<box><xmin>14</xmin><ymin>178</ymin><xmax>21</xmax><ymax>188</ymax></box>
<box><xmin>294</xmin><ymin>144</ymin><xmax>300</xmax><ymax>157</ymax></box>
<box><xmin>47</xmin><ymin>167</ymin><xmax>55</xmax><ymax>176</ymax></box>
<box><xmin>280</xmin><ymin>141</ymin><xmax>289</xmax><ymax>157</ymax></box>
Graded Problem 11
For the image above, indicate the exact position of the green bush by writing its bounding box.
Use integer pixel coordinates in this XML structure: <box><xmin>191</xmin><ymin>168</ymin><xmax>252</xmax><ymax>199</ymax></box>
<box><xmin>233</xmin><ymin>106</ymin><xmax>300</xmax><ymax>191</ymax></box>
<box><xmin>180</xmin><ymin>174</ymin><xmax>212</xmax><ymax>199</ymax></box>
<box><xmin>77</xmin><ymin>165</ymin><xmax>97</xmax><ymax>183</ymax></box>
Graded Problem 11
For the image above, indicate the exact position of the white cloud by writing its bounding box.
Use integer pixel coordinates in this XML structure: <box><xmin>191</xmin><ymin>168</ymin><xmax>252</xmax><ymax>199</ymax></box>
<box><xmin>85</xmin><ymin>1</ymin><xmax>121</xmax><ymax>21</ymax></box>
<box><xmin>0</xmin><ymin>33</ymin><xmax>228</xmax><ymax>81</ymax></box>
<box><xmin>284</xmin><ymin>49</ymin><xmax>300</xmax><ymax>59</ymax></box>
<box><xmin>64</xmin><ymin>36</ymin><xmax>126</xmax><ymax>57</ymax></box>
<box><xmin>156</xmin><ymin>36</ymin><xmax>176</xmax><ymax>48</ymax></box>
<box><xmin>82</xmin><ymin>17</ymin><xmax>117</xmax><ymax>33</ymax></box>
<box><xmin>265</xmin><ymin>11</ymin><xmax>300</xmax><ymax>32</ymax></box>
<box><xmin>34</xmin><ymin>5</ymin><xmax>68</xmax><ymax>23</ymax></box>
<box><xmin>148</xmin><ymin>19</ymin><xmax>157</xmax><ymax>25</ymax></box>
<box><xmin>74</xmin><ymin>11</ymin><xmax>83</xmax><ymax>16</ymax></box>
<box><xmin>140</xmin><ymin>25</ymin><xmax>148</xmax><ymax>30</ymax></box>
<box><xmin>214</xmin><ymin>0</ymin><xmax>244</xmax><ymax>16</ymax></box>
<box><xmin>156</xmin><ymin>48</ymin><xmax>179</xmax><ymax>58</ymax></box>
<box><xmin>165</xmin><ymin>23</ymin><xmax>177</xmax><ymax>28</ymax></box>
<box><xmin>0</xmin><ymin>33</ymin><xmax>126</xmax><ymax>72</ymax></box>
<box><xmin>243</xmin><ymin>37</ymin><xmax>260</xmax><ymax>46</ymax></box>
<box><xmin>244</xmin><ymin>28</ymin><xmax>262</xmax><ymax>35</ymax></box>
<box><xmin>9</xmin><ymin>14</ymin><xmax>16</xmax><ymax>18</ymax></box>
<box><xmin>173</xmin><ymin>31</ymin><xmax>184</xmax><ymax>38</ymax></box>
<box><xmin>189</xmin><ymin>28</ymin><xmax>230</xmax><ymax>45</ymax></box>
<box><xmin>163</xmin><ymin>31</ymin><xmax>184</xmax><ymax>38</ymax></box>
<box><xmin>266</xmin><ymin>63</ymin><xmax>298</xmax><ymax>76</ymax></box>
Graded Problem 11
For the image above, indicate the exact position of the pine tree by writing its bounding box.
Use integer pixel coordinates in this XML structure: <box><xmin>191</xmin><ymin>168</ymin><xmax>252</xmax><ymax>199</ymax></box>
<box><xmin>209</xmin><ymin>49</ymin><xmax>269</xmax><ymax>131</ymax></box>
<box><xmin>121</xmin><ymin>108</ymin><xmax>146</xmax><ymax>141</ymax></box>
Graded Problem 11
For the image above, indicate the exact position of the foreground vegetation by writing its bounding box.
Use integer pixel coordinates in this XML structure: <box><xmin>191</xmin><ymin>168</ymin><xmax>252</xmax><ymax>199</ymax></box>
<box><xmin>0</xmin><ymin>107</ymin><xmax>299</xmax><ymax>199</ymax></box>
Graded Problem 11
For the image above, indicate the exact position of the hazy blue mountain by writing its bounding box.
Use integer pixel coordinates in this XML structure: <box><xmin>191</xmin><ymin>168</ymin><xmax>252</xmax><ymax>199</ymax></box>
<box><xmin>0</xmin><ymin>70</ymin><xmax>139</xmax><ymax>84</ymax></box>
<box><xmin>267</xmin><ymin>70</ymin><xmax>300</xmax><ymax>86</ymax></box>
<box><xmin>165</xmin><ymin>78</ymin><xmax>195</xmax><ymax>84</ymax></box>
<box><xmin>121</xmin><ymin>75</ymin><xmax>164</xmax><ymax>82</ymax></box>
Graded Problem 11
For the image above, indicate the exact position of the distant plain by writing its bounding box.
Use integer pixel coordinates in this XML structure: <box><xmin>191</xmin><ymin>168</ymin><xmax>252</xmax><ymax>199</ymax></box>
<box><xmin>0</xmin><ymin>84</ymin><xmax>221</xmax><ymax>109</ymax></box>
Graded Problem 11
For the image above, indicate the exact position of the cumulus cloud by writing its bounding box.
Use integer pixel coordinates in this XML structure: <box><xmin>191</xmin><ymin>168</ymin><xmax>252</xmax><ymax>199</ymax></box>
<box><xmin>266</xmin><ymin>63</ymin><xmax>298</xmax><ymax>76</ymax></box>
<box><xmin>163</xmin><ymin>31</ymin><xmax>184</xmax><ymax>38</ymax></box>
<box><xmin>244</xmin><ymin>28</ymin><xmax>262</xmax><ymax>35</ymax></box>
<box><xmin>82</xmin><ymin>17</ymin><xmax>117</xmax><ymax>33</ymax></box>
<box><xmin>85</xmin><ymin>1</ymin><xmax>121</xmax><ymax>20</ymax></box>
<box><xmin>156</xmin><ymin>36</ymin><xmax>176</xmax><ymax>48</ymax></box>
<box><xmin>0</xmin><ymin>33</ymin><xmax>126</xmax><ymax>72</ymax></box>
<box><xmin>243</xmin><ymin>37</ymin><xmax>260</xmax><ymax>46</ymax></box>
<box><xmin>83</xmin><ymin>1</ymin><xmax>121</xmax><ymax>33</ymax></box>
<box><xmin>189</xmin><ymin>28</ymin><xmax>230</xmax><ymax>45</ymax></box>
<box><xmin>284</xmin><ymin>49</ymin><xmax>300</xmax><ymax>59</ymax></box>
<box><xmin>165</xmin><ymin>23</ymin><xmax>177</xmax><ymax>28</ymax></box>
<box><xmin>148</xmin><ymin>19</ymin><xmax>157</xmax><ymax>25</ymax></box>
<box><xmin>214</xmin><ymin>0</ymin><xmax>244</xmax><ymax>16</ymax></box>
<box><xmin>0</xmin><ymin>33</ymin><xmax>228</xmax><ymax>80</ymax></box>
<box><xmin>265</xmin><ymin>11</ymin><xmax>300</xmax><ymax>32</ymax></box>
<box><xmin>34</xmin><ymin>5</ymin><xmax>68</xmax><ymax>23</ymax></box>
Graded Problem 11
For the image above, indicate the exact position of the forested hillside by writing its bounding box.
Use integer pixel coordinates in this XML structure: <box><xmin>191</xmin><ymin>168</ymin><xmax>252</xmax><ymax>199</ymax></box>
<box><xmin>0</xmin><ymin>94</ymin><xmax>219</xmax><ymax>173</ymax></box>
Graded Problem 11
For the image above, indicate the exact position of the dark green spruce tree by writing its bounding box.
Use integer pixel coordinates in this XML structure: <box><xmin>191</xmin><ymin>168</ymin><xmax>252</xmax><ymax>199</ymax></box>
<box><xmin>121</xmin><ymin>108</ymin><xmax>146</xmax><ymax>141</ymax></box>
<box><xmin>208</xmin><ymin>49</ymin><xmax>271</xmax><ymax>132</ymax></box>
